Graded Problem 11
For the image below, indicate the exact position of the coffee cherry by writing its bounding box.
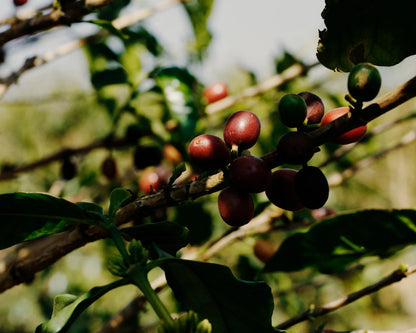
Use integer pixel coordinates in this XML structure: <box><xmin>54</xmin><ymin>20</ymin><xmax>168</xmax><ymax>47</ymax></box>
<box><xmin>101</xmin><ymin>156</ymin><xmax>118</xmax><ymax>180</ymax></box>
<box><xmin>13</xmin><ymin>0</ymin><xmax>28</xmax><ymax>6</ymax></box>
<box><xmin>133</xmin><ymin>146</ymin><xmax>163</xmax><ymax>170</ymax></box>
<box><xmin>229</xmin><ymin>155</ymin><xmax>272</xmax><ymax>193</ymax></box>
<box><xmin>138</xmin><ymin>166</ymin><xmax>170</xmax><ymax>194</ymax></box>
<box><xmin>276</xmin><ymin>132</ymin><xmax>315</xmax><ymax>165</ymax></box>
<box><xmin>253</xmin><ymin>239</ymin><xmax>276</xmax><ymax>263</ymax></box>
<box><xmin>320</xmin><ymin>107</ymin><xmax>367</xmax><ymax>144</ymax></box>
<box><xmin>163</xmin><ymin>144</ymin><xmax>182</xmax><ymax>164</ymax></box>
<box><xmin>188</xmin><ymin>134</ymin><xmax>229</xmax><ymax>170</ymax></box>
<box><xmin>348</xmin><ymin>63</ymin><xmax>381</xmax><ymax>102</ymax></box>
<box><xmin>295</xmin><ymin>166</ymin><xmax>329</xmax><ymax>209</ymax></box>
<box><xmin>61</xmin><ymin>157</ymin><xmax>77</xmax><ymax>180</ymax></box>
<box><xmin>203</xmin><ymin>82</ymin><xmax>228</xmax><ymax>104</ymax></box>
<box><xmin>223</xmin><ymin>111</ymin><xmax>261</xmax><ymax>150</ymax></box>
<box><xmin>265</xmin><ymin>169</ymin><xmax>304</xmax><ymax>211</ymax></box>
<box><xmin>278</xmin><ymin>93</ymin><xmax>307</xmax><ymax>128</ymax></box>
<box><xmin>298</xmin><ymin>91</ymin><xmax>325</xmax><ymax>124</ymax></box>
<box><xmin>217</xmin><ymin>187</ymin><xmax>254</xmax><ymax>226</ymax></box>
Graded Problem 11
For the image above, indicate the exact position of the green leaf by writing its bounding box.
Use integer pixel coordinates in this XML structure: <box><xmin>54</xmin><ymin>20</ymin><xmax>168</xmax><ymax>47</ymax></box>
<box><xmin>51</xmin><ymin>294</ymin><xmax>78</xmax><ymax>318</ymax></box>
<box><xmin>76</xmin><ymin>202</ymin><xmax>106</xmax><ymax>221</ymax></box>
<box><xmin>182</xmin><ymin>0</ymin><xmax>213</xmax><ymax>59</ymax></box>
<box><xmin>121</xmin><ymin>222</ymin><xmax>189</xmax><ymax>255</ymax></box>
<box><xmin>264</xmin><ymin>209</ymin><xmax>416</xmax><ymax>273</ymax></box>
<box><xmin>0</xmin><ymin>193</ymin><xmax>103</xmax><ymax>249</ymax></box>
<box><xmin>317</xmin><ymin>0</ymin><xmax>416</xmax><ymax>71</ymax></box>
<box><xmin>161</xmin><ymin>259</ymin><xmax>275</xmax><ymax>333</ymax></box>
<box><xmin>36</xmin><ymin>279</ymin><xmax>129</xmax><ymax>333</ymax></box>
<box><xmin>123</xmin><ymin>25</ymin><xmax>163</xmax><ymax>56</ymax></box>
<box><xmin>152</xmin><ymin>67</ymin><xmax>200</xmax><ymax>142</ymax></box>
<box><xmin>108</xmin><ymin>188</ymin><xmax>132</xmax><ymax>218</ymax></box>
<box><xmin>91</xmin><ymin>66</ymin><xmax>128</xmax><ymax>90</ymax></box>
<box><xmin>86</xmin><ymin>19</ymin><xmax>129</xmax><ymax>40</ymax></box>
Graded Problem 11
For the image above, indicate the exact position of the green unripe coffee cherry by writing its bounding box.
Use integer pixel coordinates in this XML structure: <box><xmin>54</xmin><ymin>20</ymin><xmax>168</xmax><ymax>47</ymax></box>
<box><xmin>347</xmin><ymin>63</ymin><xmax>381</xmax><ymax>102</ymax></box>
<box><xmin>278</xmin><ymin>93</ymin><xmax>307</xmax><ymax>128</ymax></box>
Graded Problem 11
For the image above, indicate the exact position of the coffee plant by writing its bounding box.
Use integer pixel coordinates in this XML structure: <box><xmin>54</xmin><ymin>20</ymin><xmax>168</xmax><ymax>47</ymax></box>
<box><xmin>0</xmin><ymin>0</ymin><xmax>416</xmax><ymax>332</ymax></box>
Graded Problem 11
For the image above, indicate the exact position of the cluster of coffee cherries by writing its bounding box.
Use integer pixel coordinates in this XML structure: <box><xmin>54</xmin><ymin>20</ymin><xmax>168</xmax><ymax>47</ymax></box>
<box><xmin>188</xmin><ymin>62</ymin><xmax>382</xmax><ymax>227</ymax></box>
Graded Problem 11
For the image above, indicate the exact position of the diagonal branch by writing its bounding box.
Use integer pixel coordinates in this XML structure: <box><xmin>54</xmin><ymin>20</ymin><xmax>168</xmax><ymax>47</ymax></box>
<box><xmin>275</xmin><ymin>264</ymin><xmax>416</xmax><ymax>330</ymax></box>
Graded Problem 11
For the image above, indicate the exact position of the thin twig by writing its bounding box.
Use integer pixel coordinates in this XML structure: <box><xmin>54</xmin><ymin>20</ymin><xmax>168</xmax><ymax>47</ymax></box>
<box><xmin>275</xmin><ymin>264</ymin><xmax>416</xmax><ymax>330</ymax></box>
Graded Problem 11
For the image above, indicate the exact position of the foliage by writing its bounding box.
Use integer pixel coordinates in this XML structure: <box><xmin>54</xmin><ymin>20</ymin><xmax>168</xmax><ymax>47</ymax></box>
<box><xmin>0</xmin><ymin>1</ymin><xmax>416</xmax><ymax>333</ymax></box>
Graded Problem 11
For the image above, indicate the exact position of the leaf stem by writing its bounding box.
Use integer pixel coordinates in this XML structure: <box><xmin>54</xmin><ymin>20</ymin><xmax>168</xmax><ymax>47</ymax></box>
<box><xmin>127</xmin><ymin>265</ymin><xmax>174</xmax><ymax>325</ymax></box>
<box><xmin>106</xmin><ymin>223</ymin><xmax>132</xmax><ymax>266</ymax></box>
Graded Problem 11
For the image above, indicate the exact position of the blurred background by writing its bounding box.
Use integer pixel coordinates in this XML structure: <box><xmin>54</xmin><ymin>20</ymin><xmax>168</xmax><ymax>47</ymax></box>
<box><xmin>1</xmin><ymin>0</ymin><xmax>416</xmax><ymax>332</ymax></box>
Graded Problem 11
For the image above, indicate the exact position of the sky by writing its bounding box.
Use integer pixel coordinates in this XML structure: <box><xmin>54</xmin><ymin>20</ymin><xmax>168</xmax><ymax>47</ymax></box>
<box><xmin>0</xmin><ymin>0</ymin><xmax>414</xmax><ymax>100</ymax></box>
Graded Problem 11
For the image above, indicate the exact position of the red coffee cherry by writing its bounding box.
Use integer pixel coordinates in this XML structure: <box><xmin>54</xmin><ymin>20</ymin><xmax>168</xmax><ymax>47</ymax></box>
<box><xmin>253</xmin><ymin>239</ymin><xmax>277</xmax><ymax>263</ymax></box>
<box><xmin>298</xmin><ymin>91</ymin><xmax>325</xmax><ymax>124</ymax></box>
<box><xmin>203</xmin><ymin>82</ymin><xmax>228</xmax><ymax>104</ymax></box>
<box><xmin>265</xmin><ymin>168</ymin><xmax>304</xmax><ymax>211</ymax></box>
<box><xmin>188</xmin><ymin>134</ymin><xmax>230</xmax><ymax>170</ymax></box>
<box><xmin>218</xmin><ymin>187</ymin><xmax>254</xmax><ymax>227</ymax></box>
<box><xmin>223</xmin><ymin>111</ymin><xmax>261</xmax><ymax>150</ymax></box>
<box><xmin>276</xmin><ymin>131</ymin><xmax>315</xmax><ymax>165</ymax></box>
<box><xmin>320</xmin><ymin>107</ymin><xmax>367</xmax><ymax>144</ymax></box>
<box><xmin>229</xmin><ymin>155</ymin><xmax>272</xmax><ymax>193</ymax></box>
<box><xmin>101</xmin><ymin>156</ymin><xmax>118</xmax><ymax>180</ymax></box>
<box><xmin>294</xmin><ymin>166</ymin><xmax>329</xmax><ymax>209</ymax></box>
<box><xmin>13</xmin><ymin>0</ymin><xmax>28</xmax><ymax>6</ymax></box>
<box><xmin>138</xmin><ymin>166</ymin><xmax>170</xmax><ymax>194</ymax></box>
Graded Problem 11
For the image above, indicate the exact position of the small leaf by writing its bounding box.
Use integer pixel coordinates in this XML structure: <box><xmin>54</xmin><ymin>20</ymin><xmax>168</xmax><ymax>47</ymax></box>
<box><xmin>182</xmin><ymin>0</ymin><xmax>213</xmax><ymax>59</ymax></box>
<box><xmin>86</xmin><ymin>19</ymin><xmax>129</xmax><ymax>40</ymax></box>
<box><xmin>76</xmin><ymin>202</ymin><xmax>106</xmax><ymax>221</ymax></box>
<box><xmin>0</xmin><ymin>193</ymin><xmax>103</xmax><ymax>249</ymax></box>
<box><xmin>264</xmin><ymin>209</ymin><xmax>416</xmax><ymax>273</ymax></box>
<box><xmin>161</xmin><ymin>259</ymin><xmax>275</xmax><ymax>333</ymax></box>
<box><xmin>36</xmin><ymin>279</ymin><xmax>129</xmax><ymax>333</ymax></box>
<box><xmin>51</xmin><ymin>294</ymin><xmax>78</xmax><ymax>318</ymax></box>
<box><xmin>121</xmin><ymin>222</ymin><xmax>189</xmax><ymax>255</ymax></box>
<box><xmin>109</xmin><ymin>188</ymin><xmax>132</xmax><ymax>218</ymax></box>
<box><xmin>152</xmin><ymin>66</ymin><xmax>200</xmax><ymax>142</ymax></box>
<box><xmin>317</xmin><ymin>0</ymin><xmax>416</xmax><ymax>71</ymax></box>
<box><xmin>91</xmin><ymin>66</ymin><xmax>128</xmax><ymax>89</ymax></box>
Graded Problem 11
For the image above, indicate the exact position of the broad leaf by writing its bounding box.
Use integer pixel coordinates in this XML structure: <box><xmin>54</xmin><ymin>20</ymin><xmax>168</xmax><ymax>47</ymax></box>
<box><xmin>108</xmin><ymin>188</ymin><xmax>132</xmax><ymax>218</ymax></box>
<box><xmin>317</xmin><ymin>0</ymin><xmax>416</xmax><ymax>71</ymax></box>
<box><xmin>36</xmin><ymin>279</ymin><xmax>129</xmax><ymax>333</ymax></box>
<box><xmin>161</xmin><ymin>259</ymin><xmax>275</xmax><ymax>333</ymax></box>
<box><xmin>152</xmin><ymin>67</ymin><xmax>200</xmax><ymax>142</ymax></box>
<box><xmin>91</xmin><ymin>66</ymin><xmax>128</xmax><ymax>89</ymax></box>
<box><xmin>121</xmin><ymin>222</ymin><xmax>189</xmax><ymax>254</ymax></box>
<box><xmin>0</xmin><ymin>193</ymin><xmax>104</xmax><ymax>249</ymax></box>
<box><xmin>264</xmin><ymin>209</ymin><xmax>416</xmax><ymax>273</ymax></box>
<box><xmin>182</xmin><ymin>0</ymin><xmax>213</xmax><ymax>59</ymax></box>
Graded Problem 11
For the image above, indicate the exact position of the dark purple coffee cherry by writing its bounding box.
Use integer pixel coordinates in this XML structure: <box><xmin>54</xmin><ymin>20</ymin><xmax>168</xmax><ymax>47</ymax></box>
<box><xmin>265</xmin><ymin>168</ymin><xmax>304</xmax><ymax>211</ymax></box>
<box><xmin>61</xmin><ymin>157</ymin><xmax>77</xmax><ymax>180</ymax></box>
<box><xmin>229</xmin><ymin>155</ymin><xmax>272</xmax><ymax>193</ymax></box>
<box><xmin>133</xmin><ymin>146</ymin><xmax>163</xmax><ymax>170</ymax></box>
<box><xmin>276</xmin><ymin>131</ymin><xmax>315</xmax><ymax>165</ymax></box>
<box><xmin>298</xmin><ymin>91</ymin><xmax>325</xmax><ymax>124</ymax></box>
<box><xmin>188</xmin><ymin>134</ymin><xmax>230</xmax><ymax>170</ymax></box>
<box><xmin>101</xmin><ymin>156</ymin><xmax>118</xmax><ymax>180</ymax></box>
<box><xmin>223</xmin><ymin>110</ymin><xmax>261</xmax><ymax>150</ymax></box>
<box><xmin>218</xmin><ymin>186</ymin><xmax>254</xmax><ymax>226</ymax></box>
<box><xmin>295</xmin><ymin>166</ymin><xmax>329</xmax><ymax>209</ymax></box>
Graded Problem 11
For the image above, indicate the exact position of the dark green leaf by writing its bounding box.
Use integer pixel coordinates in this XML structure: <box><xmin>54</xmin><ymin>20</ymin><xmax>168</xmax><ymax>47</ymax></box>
<box><xmin>317</xmin><ymin>0</ymin><xmax>416</xmax><ymax>71</ymax></box>
<box><xmin>0</xmin><ymin>193</ymin><xmax>103</xmax><ymax>249</ymax></box>
<box><xmin>152</xmin><ymin>67</ymin><xmax>200</xmax><ymax>142</ymax></box>
<box><xmin>36</xmin><ymin>279</ymin><xmax>128</xmax><ymax>333</ymax></box>
<box><xmin>109</xmin><ymin>188</ymin><xmax>132</xmax><ymax>217</ymax></box>
<box><xmin>76</xmin><ymin>202</ymin><xmax>106</xmax><ymax>221</ymax></box>
<box><xmin>97</xmin><ymin>0</ymin><xmax>130</xmax><ymax>21</ymax></box>
<box><xmin>264</xmin><ymin>209</ymin><xmax>416</xmax><ymax>273</ymax></box>
<box><xmin>86</xmin><ymin>20</ymin><xmax>129</xmax><ymax>40</ymax></box>
<box><xmin>123</xmin><ymin>25</ymin><xmax>163</xmax><ymax>56</ymax></box>
<box><xmin>91</xmin><ymin>66</ymin><xmax>128</xmax><ymax>90</ymax></box>
<box><xmin>161</xmin><ymin>259</ymin><xmax>275</xmax><ymax>333</ymax></box>
<box><xmin>182</xmin><ymin>0</ymin><xmax>213</xmax><ymax>59</ymax></box>
<box><xmin>121</xmin><ymin>222</ymin><xmax>189</xmax><ymax>254</ymax></box>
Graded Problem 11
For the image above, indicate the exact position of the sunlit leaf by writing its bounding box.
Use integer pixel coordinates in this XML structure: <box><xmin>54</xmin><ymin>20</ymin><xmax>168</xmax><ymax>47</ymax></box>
<box><xmin>317</xmin><ymin>0</ymin><xmax>416</xmax><ymax>71</ymax></box>
<box><xmin>264</xmin><ymin>209</ymin><xmax>416</xmax><ymax>273</ymax></box>
<box><xmin>0</xmin><ymin>193</ymin><xmax>104</xmax><ymax>249</ymax></box>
